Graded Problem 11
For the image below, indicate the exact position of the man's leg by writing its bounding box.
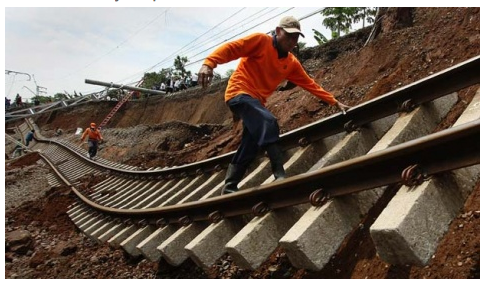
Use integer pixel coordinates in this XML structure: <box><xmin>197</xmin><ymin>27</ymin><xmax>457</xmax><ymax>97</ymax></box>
<box><xmin>222</xmin><ymin>127</ymin><xmax>259</xmax><ymax>195</ymax></box>
<box><xmin>221</xmin><ymin>164</ymin><xmax>247</xmax><ymax>194</ymax></box>
<box><xmin>228</xmin><ymin>94</ymin><xmax>286</xmax><ymax>181</ymax></box>
<box><xmin>264</xmin><ymin>143</ymin><xmax>286</xmax><ymax>181</ymax></box>
<box><xmin>91</xmin><ymin>141</ymin><xmax>98</xmax><ymax>158</ymax></box>
<box><xmin>87</xmin><ymin>141</ymin><xmax>95</xmax><ymax>158</ymax></box>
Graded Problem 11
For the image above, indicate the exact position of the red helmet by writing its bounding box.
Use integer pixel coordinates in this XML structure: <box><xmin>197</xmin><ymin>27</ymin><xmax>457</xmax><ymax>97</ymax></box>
<box><xmin>90</xmin><ymin>122</ymin><xmax>96</xmax><ymax>127</ymax></box>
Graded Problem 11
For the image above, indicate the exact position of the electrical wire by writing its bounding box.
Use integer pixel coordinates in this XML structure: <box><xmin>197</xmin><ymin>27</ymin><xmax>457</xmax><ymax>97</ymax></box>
<box><xmin>184</xmin><ymin>7</ymin><xmax>294</xmax><ymax>67</ymax></box>
<box><xmin>60</xmin><ymin>8</ymin><xmax>171</xmax><ymax>82</ymax></box>
<box><xmin>117</xmin><ymin>7</ymin><xmax>293</xmax><ymax>84</ymax></box>
<box><xmin>84</xmin><ymin>7</ymin><xmax>326</xmax><ymax>94</ymax></box>
<box><xmin>116</xmin><ymin>7</ymin><xmax>267</xmax><ymax>83</ymax></box>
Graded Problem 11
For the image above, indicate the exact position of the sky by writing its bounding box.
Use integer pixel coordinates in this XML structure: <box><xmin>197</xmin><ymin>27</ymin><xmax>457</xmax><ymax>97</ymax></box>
<box><xmin>3</xmin><ymin>5</ymin><xmax>333</xmax><ymax>102</ymax></box>
<box><xmin>2</xmin><ymin>3</ymin><xmax>484</xmax><ymax>278</ymax></box>
<box><xmin>3</xmin><ymin>1</ymin><xmax>480</xmax><ymax>103</ymax></box>
<box><xmin>2</xmin><ymin>1</ymin><xmax>377</xmax><ymax>103</ymax></box>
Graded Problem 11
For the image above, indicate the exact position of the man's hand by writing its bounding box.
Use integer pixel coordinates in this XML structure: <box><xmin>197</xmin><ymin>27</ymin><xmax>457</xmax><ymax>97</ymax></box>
<box><xmin>336</xmin><ymin>101</ymin><xmax>350</xmax><ymax>115</ymax></box>
<box><xmin>198</xmin><ymin>64</ymin><xmax>213</xmax><ymax>89</ymax></box>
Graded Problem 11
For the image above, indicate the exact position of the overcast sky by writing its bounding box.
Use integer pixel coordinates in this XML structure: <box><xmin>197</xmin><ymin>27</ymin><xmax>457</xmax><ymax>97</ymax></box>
<box><xmin>3</xmin><ymin>3</ymin><xmax>347</xmax><ymax>102</ymax></box>
<box><xmin>4</xmin><ymin>1</ymin><xmax>466</xmax><ymax>103</ymax></box>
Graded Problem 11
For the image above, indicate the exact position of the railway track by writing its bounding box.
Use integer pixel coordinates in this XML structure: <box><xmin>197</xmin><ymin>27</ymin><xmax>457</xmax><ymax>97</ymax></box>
<box><xmin>15</xmin><ymin>56</ymin><xmax>479</xmax><ymax>271</ymax></box>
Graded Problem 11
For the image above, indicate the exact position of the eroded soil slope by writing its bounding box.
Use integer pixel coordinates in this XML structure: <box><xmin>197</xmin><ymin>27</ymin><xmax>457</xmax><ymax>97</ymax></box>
<box><xmin>5</xmin><ymin>7</ymin><xmax>480</xmax><ymax>279</ymax></box>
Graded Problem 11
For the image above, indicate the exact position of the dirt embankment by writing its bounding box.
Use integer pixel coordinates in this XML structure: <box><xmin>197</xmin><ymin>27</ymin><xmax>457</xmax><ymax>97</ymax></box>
<box><xmin>5</xmin><ymin>7</ymin><xmax>480</xmax><ymax>279</ymax></box>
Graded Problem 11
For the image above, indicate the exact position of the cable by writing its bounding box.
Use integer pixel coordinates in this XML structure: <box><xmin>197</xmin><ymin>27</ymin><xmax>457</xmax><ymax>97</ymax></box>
<box><xmin>112</xmin><ymin>8</ymin><xmax>263</xmax><ymax>85</ymax></box>
<box><xmin>169</xmin><ymin>8</ymin><xmax>274</xmax><ymax>63</ymax></box>
<box><xmin>151</xmin><ymin>8</ymin><xmax>247</xmax><ymax>69</ymax></box>
<box><xmin>123</xmin><ymin>7</ymin><xmax>292</xmax><ymax>80</ymax></box>
<box><xmin>59</xmin><ymin>8</ymin><xmax>171</xmax><ymax>81</ymax></box>
<box><xmin>84</xmin><ymin>7</ymin><xmax>326</xmax><ymax>93</ymax></box>
<box><xmin>184</xmin><ymin>7</ymin><xmax>294</xmax><ymax>67</ymax></box>
<box><xmin>122</xmin><ymin>8</ymin><xmax>257</xmax><ymax>81</ymax></box>
<box><xmin>5</xmin><ymin>74</ymin><xmax>17</xmax><ymax>98</ymax></box>
<box><xmin>157</xmin><ymin>7</ymin><xmax>326</xmax><ymax>69</ymax></box>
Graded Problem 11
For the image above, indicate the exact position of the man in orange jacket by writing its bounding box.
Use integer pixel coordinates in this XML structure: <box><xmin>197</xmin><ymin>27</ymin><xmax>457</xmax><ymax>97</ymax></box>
<box><xmin>198</xmin><ymin>16</ymin><xmax>350</xmax><ymax>195</ymax></box>
<box><xmin>80</xmin><ymin>122</ymin><xmax>103</xmax><ymax>159</ymax></box>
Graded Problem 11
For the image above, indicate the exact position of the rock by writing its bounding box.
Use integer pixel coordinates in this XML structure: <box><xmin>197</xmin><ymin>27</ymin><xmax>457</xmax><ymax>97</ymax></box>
<box><xmin>6</xmin><ymin>229</ymin><xmax>33</xmax><ymax>254</ymax></box>
<box><xmin>53</xmin><ymin>240</ymin><xmax>78</xmax><ymax>256</ymax></box>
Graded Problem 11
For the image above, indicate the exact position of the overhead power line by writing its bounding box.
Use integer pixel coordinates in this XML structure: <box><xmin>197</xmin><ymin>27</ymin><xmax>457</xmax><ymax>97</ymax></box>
<box><xmin>118</xmin><ymin>7</ymin><xmax>262</xmax><ymax>84</ymax></box>
<box><xmin>87</xmin><ymin>7</ymin><xmax>325</xmax><ymax>93</ymax></box>
<box><xmin>60</xmin><ymin>8</ymin><xmax>170</xmax><ymax>82</ymax></box>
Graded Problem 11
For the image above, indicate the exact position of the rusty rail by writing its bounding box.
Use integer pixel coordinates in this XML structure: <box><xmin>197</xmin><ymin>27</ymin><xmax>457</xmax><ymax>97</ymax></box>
<box><xmin>37</xmin><ymin>56</ymin><xmax>480</xmax><ymax>180</ymax></box>
<box><xmin>67</xmin><ymin>119</ymin><xmax>479</xmax><ymax>225</ymax></box>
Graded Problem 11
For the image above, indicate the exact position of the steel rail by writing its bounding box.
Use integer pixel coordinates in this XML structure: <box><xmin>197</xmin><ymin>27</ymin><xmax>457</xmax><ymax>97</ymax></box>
<box><xmin>38</xmin><ymin>56</ymin><xmax>479</xmax><ymax>180</ymax></box>
<box><xmin>38</xmin><ymin>152</ymin><xmax>74</xmax><ymax>187</ymax></box>
<box><xmin>278</xmin><ymin>55</ymin><xmax>479</xmax><ymax>150</ymax></box>
<box><xmin>69</xmin><ymin>119</ymin><xmax>479</xmax><ymax>225</ymax></box>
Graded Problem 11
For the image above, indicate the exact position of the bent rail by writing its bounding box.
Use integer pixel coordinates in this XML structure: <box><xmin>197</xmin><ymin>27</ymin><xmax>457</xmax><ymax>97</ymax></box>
<box><xmin>19</xmin><ymin>56</ymin><xmax>480</xmax><ymax>272</ymax></box>
<box><xmin>53</xmin><ymin>120</ymin><xmax>477</xmax><ymax>224</ymax></box>
<box><xmin>34</xmin><ymin>56</ymin><xmax>480</xmax><ymax>179</ymax></box>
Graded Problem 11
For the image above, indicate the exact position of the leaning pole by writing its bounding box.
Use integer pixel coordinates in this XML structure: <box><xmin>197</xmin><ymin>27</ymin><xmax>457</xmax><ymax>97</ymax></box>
<box><xmin>85</xmin><ymin>79</ymin><xmax>167</xmax><ymax>96</ymax></box>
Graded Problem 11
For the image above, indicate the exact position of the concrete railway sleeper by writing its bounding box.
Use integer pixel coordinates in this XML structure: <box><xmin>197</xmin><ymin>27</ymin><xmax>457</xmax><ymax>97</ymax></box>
<box><xmin>16</xmin><ymin>59</ymin><xmax>479</xmax><ymax>272</ymax></box>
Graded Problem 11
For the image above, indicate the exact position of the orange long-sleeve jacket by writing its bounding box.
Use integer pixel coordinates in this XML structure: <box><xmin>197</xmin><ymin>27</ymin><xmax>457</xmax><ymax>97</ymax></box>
<box><xmin>203</xmin><ymin>33</ymin><xmax>337</xmax><ymax>106</ymax></box>
<box><xmin>81</xmin><ymin>127</ymin><xmax>103</xmax><ymax>141</ymax></box>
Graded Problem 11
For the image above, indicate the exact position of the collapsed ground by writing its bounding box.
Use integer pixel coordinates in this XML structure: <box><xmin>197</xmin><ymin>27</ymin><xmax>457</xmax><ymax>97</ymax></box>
<box><xmin>5</xmin><ymin>8</ymin><xmax>480</xmax><ymax>278</ymax></box>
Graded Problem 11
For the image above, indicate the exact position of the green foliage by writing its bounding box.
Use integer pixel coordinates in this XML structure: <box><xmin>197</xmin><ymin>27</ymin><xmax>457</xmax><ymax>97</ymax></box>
<box><xmin>53</xmin><ymin>92</ymin><xmax>68</xmax><ymax>101</ymax></box>
<box><xmin>213</xmin><ymin>71</ymin><xmax>222</xmax><ymax>81</ymax></box>
<box><xmin>321</xmin><ymin>7</ymin><xmax>354</xmax><ymax>38</ymax></box>
<box><xmin>353</xmin><ymin>7</ymin><xmax>378</xmax><ymax>28</ymax></box>
<box><xmin>174</xmin><ymin>55</ymin><xmax>190</xmax><ymax>78</ymax></box>
<box><xmin>312</xmin><ymin>29</ymin><xmax>329</xmax><ymax>45</ymax></box>
<box><xmin>224</xmin><ymin>69</ymin><xmax>235</xmax><ymax>78</ymax></box>
<box><xmin>141</xmin><ymin>68</ymin><xmax>172</xmax><ymax>89</ymax></box>
<box><xmin>33</xmin><ymin>95</ymin><xmax>54</xmax><ymax>103</ymax></box>
<box><xmin>321</xmin><ymin>7</ymin><xmax>377</xmax><ymax>38</ymax></box>
<box><xmin>107</xmin><ymin>89</ymin><xmax>123</xmax><ymax>100</ymax></box>
<box><xmin>297</xmin><ymin>42</ymin><xmax>306</xmax><ymax>50</ymax></box>
<box><xmin>141</xmin><ymin>71</ymin><xmax>161</xmax><ymax>89</ymax></box>
<box><xmin>137</xmin><ymin>54</ymin><xmax>196</xmax><ymax>90</ymax></box>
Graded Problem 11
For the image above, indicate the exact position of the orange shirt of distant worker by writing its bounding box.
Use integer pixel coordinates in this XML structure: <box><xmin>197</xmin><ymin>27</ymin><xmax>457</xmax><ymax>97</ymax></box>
<box><xmin>81</xmin><ymin>123</ymin><xmax>103</xmax><ymax>141</ymax></box>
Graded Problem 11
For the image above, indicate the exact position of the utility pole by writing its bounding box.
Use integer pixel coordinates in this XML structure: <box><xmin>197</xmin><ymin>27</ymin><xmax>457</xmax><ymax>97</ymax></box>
<box><xmin>32</xmin><ymin>75</ymin><xmax>47</xmax><ymax>96</ymax></box>
<box><xmin>6</xmin><ymin>69</ymin><xmax>33</xmax><ymax>104</ymax></box>
<box><xmin>22</xmin><ymin>86</ymin><xmax>37</xmax><ymax>96</ymax></box>
<box><xmin>5</xmin><ymin>70</ymin><xmax>46</xmax><ymax>99</ymax></box>
<box><xmin>5</xmin><ymin>69</ymin><xmax>31</xmax><ymax>81</ymax></box>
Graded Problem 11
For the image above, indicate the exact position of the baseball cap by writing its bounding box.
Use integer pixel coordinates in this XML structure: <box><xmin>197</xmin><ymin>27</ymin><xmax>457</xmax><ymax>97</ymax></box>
<box><xmin>279</xmin><ymin>16</ymin><xmax>305</xmax><ymax>38</ymax></box>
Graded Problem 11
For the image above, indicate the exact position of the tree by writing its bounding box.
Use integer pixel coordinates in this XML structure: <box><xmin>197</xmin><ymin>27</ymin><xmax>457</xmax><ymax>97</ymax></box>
<box><xmin>141</xmin><ymin>68</ymin><xmax>172</xmax><ymax>90</ymax></box>
<box><xmin>364</xmin><ymin>8</ymin><xmax>414</xmax><ymax>46</ymax></box>
<box><xmin>159</xmin><ymin>68</ymin><xmax>172</xmax><ymax>84</ymax></box>
<box><xmin>353</xmin><ymin>7</ymin><xmax>378</xmax><ymax>28</ymax></box>
<box><xmin>224</xmin><ymin>69</ymin><xmax>235</xmax><ymax>79</ymax></box>
<box><xmin>321</xmin><ymin>7</ymin><xmax>378</xmax><ymax>39</ymax></box>
<box><xmin>312</xmin><ymin>29</ymin><xmax>329</xmax><ymax>45</ymax></box>
<box><xmin>321</xmin><ymin>7</ymin><xmax>355</xmax><ymax>38</ymax></box>
<box><xmin>141</xmin><ymin>71</ymin><xmax>161</xmax><ymax>90</ymax></box>
<box><xmin>174</xmin><ymin>55</ymin><xmax>189</xmax><ymax>78</ymax></box>
<box><xmin>33</xmin><ymin>95</ymin><xmax>55</xmax><ymax>104</ymax></box>
<box><xmin>107</xmin><ymin>89</ymin><xmax>121</xmax><ymax>100</ymax></box>
<box><xmin>53</xmin><ymin>92</ymin><xmax>68</xmax><ymax>101</ymax></box>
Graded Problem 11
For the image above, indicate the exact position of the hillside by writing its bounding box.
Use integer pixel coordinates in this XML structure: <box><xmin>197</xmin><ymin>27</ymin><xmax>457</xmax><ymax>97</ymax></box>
<box><xmin>5</xmin><ymin>8</ymin><xmax>480</xmax><ymax>279</ymax></box>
